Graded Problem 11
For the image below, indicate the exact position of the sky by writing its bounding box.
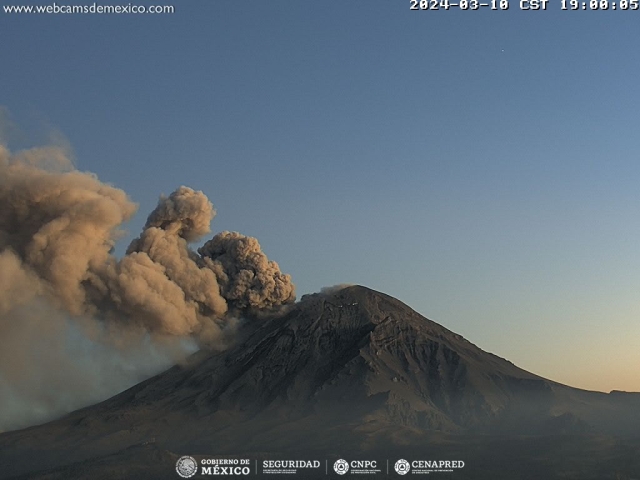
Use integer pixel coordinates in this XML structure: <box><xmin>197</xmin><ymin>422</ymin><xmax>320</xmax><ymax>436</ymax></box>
<box><xmin>1</xmin><ymin>0</ymin><xmax>639</xmax><ymax>393</ymax></box>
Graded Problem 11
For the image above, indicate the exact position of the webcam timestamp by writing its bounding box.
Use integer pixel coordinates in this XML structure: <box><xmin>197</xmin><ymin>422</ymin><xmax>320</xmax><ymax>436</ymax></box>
<box><xmin>561</xmin><ymin>0</ymin><xmax>638</xmax><ymax>8</ymax></box>
<box><xmin>410</xmin><ymin>0</ymin><xmax>638</xmax><ymax>8</ymax></box>
<box><xmin>410</xmin><ymin>0</ymin><xmax>510</xmax><ymax>9</ymax></box>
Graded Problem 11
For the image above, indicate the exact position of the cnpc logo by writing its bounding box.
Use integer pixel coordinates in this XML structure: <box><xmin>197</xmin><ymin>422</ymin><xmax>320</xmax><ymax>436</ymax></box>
<box><xmin>333</xmin><ymin>459</ymin><xmax>349</xmax><ymax>475</ymax></box>
<box><xmin>333</xmin><ymin>459</ymin><xmax>378</xmax><ymax>475</ymax></box>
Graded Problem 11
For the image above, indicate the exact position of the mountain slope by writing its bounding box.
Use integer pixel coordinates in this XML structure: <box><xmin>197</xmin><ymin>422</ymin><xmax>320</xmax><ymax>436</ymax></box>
<box><xmin>1</xmin><ymin>285</ymin><xmax>639</xmax><ymax>479</ymax></box>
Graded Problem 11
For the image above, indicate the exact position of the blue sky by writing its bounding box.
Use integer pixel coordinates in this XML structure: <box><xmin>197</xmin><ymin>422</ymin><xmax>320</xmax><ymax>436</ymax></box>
<box><xmin>2</xmin><ymin>1</ymin><xmax>639</xmax><ymax>392</ymax></box>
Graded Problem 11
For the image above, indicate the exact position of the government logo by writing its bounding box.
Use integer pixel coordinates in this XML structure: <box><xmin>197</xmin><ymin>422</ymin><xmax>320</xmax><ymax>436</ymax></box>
<box><xmin>176</xmin><ymin>456</ymin><xmax>198</xmax><ymax>478</ymax></box>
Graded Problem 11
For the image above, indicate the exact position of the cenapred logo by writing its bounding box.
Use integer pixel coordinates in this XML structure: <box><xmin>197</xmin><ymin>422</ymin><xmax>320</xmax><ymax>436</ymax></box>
<box><xmin>394</xmin><ymin>459</ymin><xmax>410</xmax><ymax>475</ymax></box>
<box><xmin>176</xmin><ymin>456</ymin><xmax>198</xmax><ymax>478</ymax></box>
<box><xmin>334</xmin><ymin>459</ymin><xmax>350</xmax><ymax>475</ymax></box>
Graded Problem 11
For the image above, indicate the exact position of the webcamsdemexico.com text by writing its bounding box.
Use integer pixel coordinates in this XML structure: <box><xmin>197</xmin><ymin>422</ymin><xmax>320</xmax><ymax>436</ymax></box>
<box><xmin>3</xmin><ymin>2</ymin><xmax>175</xmax><ymax>14</ymax></box>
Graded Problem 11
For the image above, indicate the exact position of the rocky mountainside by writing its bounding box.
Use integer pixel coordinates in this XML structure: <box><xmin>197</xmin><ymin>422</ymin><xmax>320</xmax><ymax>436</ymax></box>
<box><xmin>1</xmin><ymin>285</ymin><xmax>640</xmax><ymax>479</ymax></box>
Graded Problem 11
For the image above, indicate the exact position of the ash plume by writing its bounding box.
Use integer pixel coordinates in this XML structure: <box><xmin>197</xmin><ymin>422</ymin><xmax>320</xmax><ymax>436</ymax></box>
<box><xmin>199</xmin><ymin>231</ymin><xmax>296</xmax><ymax>312</ymax></box>
<box><xmin>104</xmin><ymin>186</ymin><xmax>229</xmax><ymax>339</ymax></box>
<box><xmin>0</xmin><ymin>143</ymin><xmax>136</xmax><ymax>316</ymax></box>
<box><xmin>140</xmin><ymin>186</ymin><xmax>215</xmax><ymax>241</ymax></box>
<box><xmin>0</xmin><ymin>139</ymin><xmax>295</xmax><ymax>432</ymax></box>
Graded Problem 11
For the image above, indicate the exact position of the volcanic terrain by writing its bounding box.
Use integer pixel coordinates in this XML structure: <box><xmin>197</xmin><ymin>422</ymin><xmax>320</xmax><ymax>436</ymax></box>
<box><xmin>1</xmin><ymin>286</ymin><xmax>639</xmax><ymax>479</ymax></box>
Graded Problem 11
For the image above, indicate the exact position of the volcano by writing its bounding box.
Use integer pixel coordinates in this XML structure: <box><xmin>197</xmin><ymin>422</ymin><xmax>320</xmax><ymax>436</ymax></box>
<box><xmin>1</xmin><ymin>285</ymin><xmax>640</xmax><ymax>479</ymax></box>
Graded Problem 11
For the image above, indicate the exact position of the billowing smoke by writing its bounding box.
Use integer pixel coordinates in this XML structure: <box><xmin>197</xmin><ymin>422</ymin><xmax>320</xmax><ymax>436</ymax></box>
<box><xmin>0</xmin><ymin>141</ymin><xmax>295</xmax><ymax>432</ymax></box>
<box><xmin>199</xmin><ymin>232</ymin><xmax>296</xmax><ymax>312</ymax></box>
<box><xmin>100</xmin><ymin>187</ymin><xmax>229</xmax><ymax>340</ymax></box>
<box><xmin>141</xmin><ymin>185</ymin><xmax>215</xmax><ymax>241</ymax></box>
